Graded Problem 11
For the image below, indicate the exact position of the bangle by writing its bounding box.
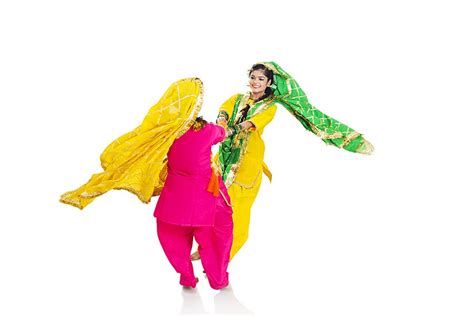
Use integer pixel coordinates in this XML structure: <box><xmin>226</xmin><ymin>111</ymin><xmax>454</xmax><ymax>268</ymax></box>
<box><xmin>226</xmin><ymin>124</ymin><xmax>242</xmax><ymax>137</ymax></box>
<box><xmin>217</xmin><ymin>111</ymin><xmax>229</xmax><ymax>121</ymax></box>
<box><xmin>235</xmin><ymin>124</ymin><xmax>243</xmax><ymax>133</ymax></box>
<box><xmin>225</xmin><ymin>127</ymin><xmax>234</xmax><ymax>137</ymax></box>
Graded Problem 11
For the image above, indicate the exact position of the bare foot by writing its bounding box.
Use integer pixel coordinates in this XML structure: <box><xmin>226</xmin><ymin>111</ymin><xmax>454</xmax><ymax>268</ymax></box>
<box><xmin>190</xmin><ymin>251</ymin><xmax>201</xmax><ymax>261</ymax></box>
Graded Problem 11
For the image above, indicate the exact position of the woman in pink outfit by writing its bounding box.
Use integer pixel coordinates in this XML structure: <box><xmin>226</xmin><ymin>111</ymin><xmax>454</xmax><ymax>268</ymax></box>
<box><xmin>154</xmin><ymin>117</ymin><xmax>233</xmax><ymax>290</ymax></box>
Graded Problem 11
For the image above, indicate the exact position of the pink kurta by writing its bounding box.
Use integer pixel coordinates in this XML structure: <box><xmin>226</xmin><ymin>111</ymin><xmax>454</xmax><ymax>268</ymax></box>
<box><xmin>153</xmin><ymin>123</ymin><xmax>233</xmax><ymax>289</ymax></box>
<box><xmin>154</xmin><ymin>123</ymin><xmax>228</xmax><ymax>226</ymax></box>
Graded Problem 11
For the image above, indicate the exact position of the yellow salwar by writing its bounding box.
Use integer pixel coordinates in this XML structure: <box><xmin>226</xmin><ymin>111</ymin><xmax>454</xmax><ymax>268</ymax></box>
<box><xmin>227</xmin><ymin>173</ymin><xmax>262</xmax><ymax>259</ymax></box>
<box><xmin>218</xmin><ymin>94</ymin><xmax>277</xmax><ymax>259</ymax></box>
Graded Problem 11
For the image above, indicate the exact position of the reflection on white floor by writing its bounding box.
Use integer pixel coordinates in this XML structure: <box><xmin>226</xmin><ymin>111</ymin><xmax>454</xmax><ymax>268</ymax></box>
<box><xmin>180</xmin><ymin>285</ymin><xmax>253</xmax><ymax>315</ymax></box>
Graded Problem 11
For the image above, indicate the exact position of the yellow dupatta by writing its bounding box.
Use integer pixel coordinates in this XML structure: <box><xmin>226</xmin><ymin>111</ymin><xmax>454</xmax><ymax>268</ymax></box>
<box><xmin>60</xmin><ymin>78</ymin><xmax>204</xmax><ymax>210</ymax></box>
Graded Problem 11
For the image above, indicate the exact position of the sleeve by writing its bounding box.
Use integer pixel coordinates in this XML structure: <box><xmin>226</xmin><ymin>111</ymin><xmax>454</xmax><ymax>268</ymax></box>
<box><xmin>208</xmin><ymin>123</ymin><xmax>226</xmax><ymax>145</ymax></box>
<box><xmin>218</xmin><ymin>94</ymin><xmax>240</xmax><ymax>121</ymax></box>
<box><xmin>248</xmin><ymin>105</ymin><xmax>277</xmax><ymax>133</ymax></box>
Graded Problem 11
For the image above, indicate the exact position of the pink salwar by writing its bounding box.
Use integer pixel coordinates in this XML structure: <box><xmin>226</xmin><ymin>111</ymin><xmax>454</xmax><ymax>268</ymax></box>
<box><xmin>154</xmin><ymin>123</ymin><xmax>233</xmax><ymax>289</ymax></box>
<box><xmin>157</xmin><ymin>196</ymin><xmax>233</xmax><ymax>289</ymax></box>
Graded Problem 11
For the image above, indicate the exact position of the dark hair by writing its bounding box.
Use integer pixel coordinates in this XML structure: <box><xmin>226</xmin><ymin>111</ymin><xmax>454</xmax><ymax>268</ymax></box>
<box><xmin>191</xmin><ymin>116</ymin><xmax>208</xmax><ymax>131</ymax></box>
<box><xmin>195</xmin><ymin>116</ymin><xmax>208</xmax><ymax>125</ymax></box>
<box><xmin>248</xmin><ymin>63</ymin><xmax>274</xmax><ymax>101</ymax></box>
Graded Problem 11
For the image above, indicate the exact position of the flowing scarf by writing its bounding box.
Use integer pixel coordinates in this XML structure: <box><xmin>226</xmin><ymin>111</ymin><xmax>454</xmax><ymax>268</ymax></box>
<box><xmin>60</xmin><ymin>78</ymin><xmax>203</xmax><ymax>210</ymax></box>
<box><xmin>263</xmin><ymin>61</ymin><xmax>374</xmax><ymax>154</ymax></box>
<box><xmin>218</xmin><ymin>62</ymin><xmax>374</xmax><ymax>186</ymax></box>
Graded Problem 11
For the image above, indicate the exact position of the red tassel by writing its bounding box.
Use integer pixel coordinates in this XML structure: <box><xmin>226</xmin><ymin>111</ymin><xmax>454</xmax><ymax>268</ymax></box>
<box><xmin>207</xmin><ymin>171</ymin><xmax>220</xmax><ymax>197</ymax></box>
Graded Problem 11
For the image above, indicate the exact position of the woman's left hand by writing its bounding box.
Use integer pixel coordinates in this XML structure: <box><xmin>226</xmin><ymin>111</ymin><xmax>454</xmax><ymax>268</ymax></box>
<box><xmin>239</xmin><ymin>121</ymin><xmax>255</xmax><ymax>131</ymax></box>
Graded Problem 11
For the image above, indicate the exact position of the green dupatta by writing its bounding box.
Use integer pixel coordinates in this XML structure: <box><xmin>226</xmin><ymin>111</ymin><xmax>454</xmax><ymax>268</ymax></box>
<box><xmin>264</xmin><ymin>61</ymin><xmax>374</xmax><ymax>154</ymax></box>
<box><xmin>218</xmin><ymin>61</ymin><xmax>374</xmax><ymax>187</ymax></box>
<box><xmin>218</xmin><ymin>93</ymin><xmax>275</xmax><ymax>187</ymax></box>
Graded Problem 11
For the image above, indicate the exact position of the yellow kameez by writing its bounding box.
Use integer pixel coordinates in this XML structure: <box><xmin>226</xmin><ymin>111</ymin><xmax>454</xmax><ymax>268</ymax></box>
<box><xmin>218</xmin><ymin>94</ymin><xmax>277</xmax><ymax>259</ymax></box>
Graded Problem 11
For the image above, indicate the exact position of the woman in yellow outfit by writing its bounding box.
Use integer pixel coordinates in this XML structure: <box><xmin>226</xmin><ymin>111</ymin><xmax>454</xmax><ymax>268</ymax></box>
<box><xmin>192</xmin><ymin>62</ymin><xmax>373</xmax><ymax>261</ymax></box>
<box><xmin>216</xmin><ymin>68</ymin><xmax>277</xmax><ymax>259</ymax></box>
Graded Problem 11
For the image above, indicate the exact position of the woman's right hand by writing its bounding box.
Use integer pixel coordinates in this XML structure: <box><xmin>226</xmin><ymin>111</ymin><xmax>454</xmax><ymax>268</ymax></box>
<box><xmin>217</xmin><ymin>118</ymin><xmax>228</xmax><ymax>127</ymax></box>
<box><xmin>216</xmin><ymin>111</ymin><xmax>229</xmax><ymax>127</ymax></box>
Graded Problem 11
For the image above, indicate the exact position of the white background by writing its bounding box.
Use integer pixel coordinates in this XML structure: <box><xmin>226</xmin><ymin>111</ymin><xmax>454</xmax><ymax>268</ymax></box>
<box><xmin>1</xmin><ymin>0</ymin><xmax>473</xmax><ymax>315</ymax></box>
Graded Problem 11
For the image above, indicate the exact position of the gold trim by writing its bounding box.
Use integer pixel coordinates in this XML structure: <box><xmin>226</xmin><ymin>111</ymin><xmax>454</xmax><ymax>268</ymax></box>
<box><xmin>219</xmin><ymin>189</ymin><xmax>232</xmax><ymax>207</ymax></box>
<box><xmin>176</xmin><ymin>78</ymin><xmax>204</xmax><ymax>139</ymax></box>
<box><xmin>223</xmin><ymin>130</ymin><xmax>250</xmax><ymax>187</ymax></box>
<box><xmin>340</xmin><ymin>131</ymin><xmax>360</xmax><ymax>148</ymax></box>
<box><xmin>249</xmin><ymin>96</ymin><xmax>275</xmax><ymax>117</ymax></box>
<box><xmin>59</xmin><ymin>195</ymin><xmax>84</xmax><ymax>210</ymax></box>
<box><xmin>357</xmin><ymin>139</ymin><xmax>375</xmax><ymax>155</ymax></box>
<box><xmin>232</xmin><ymin>170</ymin><xmax>262</xmax><ymax>189</ymax></box>
<box><xmin>261</xmin><ymin>62</ymin><xmax>278</xmax><ymax>74</ymax></box>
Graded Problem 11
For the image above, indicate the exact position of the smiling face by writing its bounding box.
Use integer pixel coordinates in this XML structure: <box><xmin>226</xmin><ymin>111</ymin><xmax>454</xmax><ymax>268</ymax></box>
<box><xmin>248</xmin><ymin>69</ymin><xmax>272</xmax><ymax>99</ymax></box>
